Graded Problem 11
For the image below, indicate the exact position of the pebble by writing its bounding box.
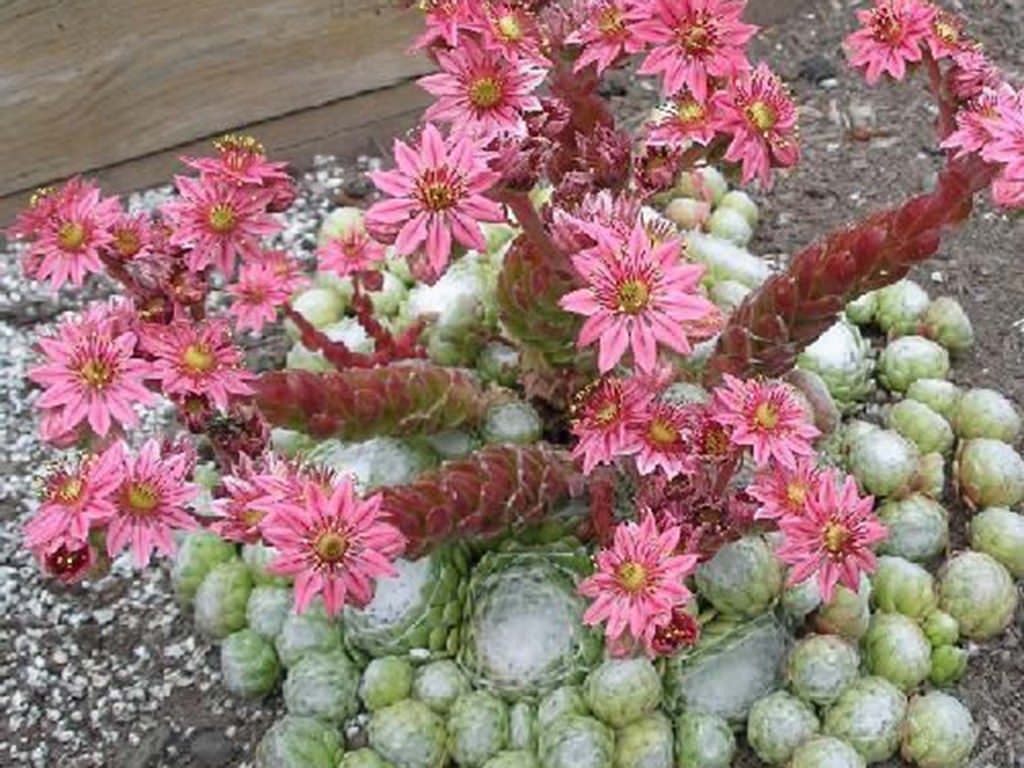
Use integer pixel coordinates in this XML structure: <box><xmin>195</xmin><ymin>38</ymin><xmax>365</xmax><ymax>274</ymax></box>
<box><xmin>189</xmin><ymin>728</ymin><xmax>236</xmax><ymax>767</ymax></box>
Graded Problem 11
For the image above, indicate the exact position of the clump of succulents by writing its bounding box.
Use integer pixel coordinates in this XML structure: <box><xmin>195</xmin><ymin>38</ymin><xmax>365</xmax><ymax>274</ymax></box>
<box><xmin>901</xmin><ymin>692</ymin><xmax>977</xmax><ymax>768</ymax></box>
<box><xmin>955</xmin><ymin>438</ymin><xmax>1024</xmax><ymax>509</ymax></box>
<box><xmin>938</xmin><ymin>552</ymin><xmax>1018</xmax><ymax>640</ymax></box>
<box><xmin>874</xmin><ymin>280</ymin><xmax>931</xmax><ymax>336</ymax></box>
<box><xmin>878</xmin><ymin>337</ymin><xmax>950</xmax><ymax>393</ymax></box>
<box><xmin>746</xmin><ymin>690</ymin><xmax>820</xmax><ymax>764</ymax></box>
<box><xmin>876</xmin><ymin>495</ymin><xmax>949</xmax><ymax>562</ymax></box>
<box><xmin>871</xmin><ymin>556</ymin><xmax>938</xmax><ymax>619</ymax></box>
<box><xmin>797</xmin><ymin>320</ymin><xmax>876</xmax><ymax>410</ymax></box>
<box><xmin>968</xmin><ymin>507</ymin><xmax>1024</xmax><ymax>577</ymax></box>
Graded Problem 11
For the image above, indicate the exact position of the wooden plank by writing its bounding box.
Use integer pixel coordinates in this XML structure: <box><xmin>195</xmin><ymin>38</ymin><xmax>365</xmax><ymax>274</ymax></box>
<box><xmin>0</xmin><ymin>0</ymin><xmax>432</xmax><ymax>196</ymax></box>
<box><xmin>0</xmin><ymin>78</ymin><xmax>432</xmax><ymax>229</ymax></box>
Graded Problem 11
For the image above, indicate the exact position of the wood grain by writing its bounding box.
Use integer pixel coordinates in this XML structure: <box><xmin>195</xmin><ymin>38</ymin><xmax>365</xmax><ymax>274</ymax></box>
<box><xmin>0</xmin><ymin>0</ymin><xmax>432</xmax><ymax>196</ymax></box>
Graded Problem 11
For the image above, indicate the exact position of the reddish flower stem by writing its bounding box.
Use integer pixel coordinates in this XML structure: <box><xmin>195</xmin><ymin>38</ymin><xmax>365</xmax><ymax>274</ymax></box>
<box><xmin>496</xmin><ymin>188</ymin><xmax>564</xmax><ymax>264</ymax></box>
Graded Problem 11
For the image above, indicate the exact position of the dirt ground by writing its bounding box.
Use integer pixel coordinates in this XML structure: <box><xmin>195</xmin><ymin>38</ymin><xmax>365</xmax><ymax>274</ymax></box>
<box><xmin>0</xmin><ymin>1</ymin><xmax>1021</xmax><ymax>766</ymax></box>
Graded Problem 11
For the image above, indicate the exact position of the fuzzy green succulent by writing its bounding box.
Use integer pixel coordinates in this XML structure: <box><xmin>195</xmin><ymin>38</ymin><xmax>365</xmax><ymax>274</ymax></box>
<box><xmin>905</xmin><ymin>379</ymin><xmax>962</xmax><ymax>420</ymax></box>
<box><xmin>482</xmin><ymin>752</ymin><xmax>538</xmax><ymax>768</ymax></box>
<box><xmin>255</xmin><ymin>716</ymin><xmax>344</xmax><ymax>768</ymax></box>
<box><xmin>797</xmin><ymin>320</ymin><xmax>875</xmax><ymax>410</ymax></box>
<box><xmin>283</xmin><ymin>649</ymin><xmax>361</xmax><ymax>723</ymax></box>
<box><xmin>673</xmin><ymin>711</ymin><xmax>735</xmax><ymax>768</ymax></box>
<box><xmin>955</xmin><ymin>438</ymin><xmax>1024</xmax><ymax>509</ymax></box>
<box><xmin>539</xmin><ymin>715</ymin><xmax>614</xmax><ymax>768</ymax></box>
<box><xmin>874</xmin><ymin>280</ymin><xmax>930</xmax><ymax>335</ymax></box>
<box><xmin>901</xmin><ymin>692</ymin><xmax>977</xmax><ymax>768</ymax></box>
<box><xmin>920</xmin><ymin>297</ymin><xmax>974</xmax><ymax>355</ymax></box>
<box><xmin>369</xmin><ymin>699</ymin><xmax>449</xmax><ymax>768</ymax></box>
<box><xmin>583</xmin><ymin>657</ymin><xmax>662</xmax><ymax>728</ymax></box>
<box><xmin>221</xmin><ymin>629</ymin><xmax>281</xmax><ymax>699</ymax></box>
<box><xmin>171</xmin><ymin>531</ymin><xmax>237</xmax><ymax>608</ymax></box>
<box><xmin>718</xmin><ymin>189</ymin><xmax>759</xmax><ymax>225</ymax></box>
<box><xmin>694</xmin><ymin>535</ymin><xmax>784</xmax><ymax>617</ymax></box>
<box><xmin>412</xmin><ymin>659</ymin><xmax>470</xmax><ymax>714</ymax></box>
<box><xmin>781</xmin><ymin>576</ymin><xmax>822</xmax><ymax>622</ymax></box>
<box><xmin>952</xmin><ymin>388</ymin><xmax>1021</xmax><ymax>443</ymax></box>
<box><xmin>448</xmin><ymin>691</ymin><xmax>510</xmax><ymax>768</ymax></box>
<box><xmin>929</xmin><ymin>645</ymin><xmax>968</xmax><ymax>687</ymax></box>
<box><xmin>246</xmin><ymin>585</ymin><xmax>292</xmax><ymax>641</ymax></box>
<box><xmin>876</xmin><ymin>494</ymin><xmax>949</xmax><ymax>562</ymax></box>
<box><xmin>477</xmin><ymin>342</ymin><xmax>521</xmax><ymax>388</ymax></box>
<box><xmin>886</xmin><ymin>400</ymin><xmax>954</xmax><ymax>455</ymax></box>
<box><xmin>708</xmin><ymin>206</ymin><xmax>754</xmax><ymax>246</ymax></box>
<box><xmin>848</xmin><ymin>428</ymin><xmax>920</xmax><ymax>497</ymax></box>
<box><xmin>709</xmin><ymin>279</ymin><xmax>751</xmax><ymax>313</ymax></box>
<box><xmin>863</xmin><ymin>612</ymin><xmax>933</xmax><ymax>691</ymax></box>
<box><xmin>685</xmin><ymin>232</ymin><xmax>772</xmax><ymax>288</ymax></box>
<box><xmin>790</xmin><ymin>737</ymin><xmax>866</xmax><ymax>768</ymax></box>
<box><xmin>938</xmin><ymin>551</ymin><xmax>1018</xmax><ymax>640</ymax></box>
<box><xmin>482</xmin><ymin>401</ymin><xmax>543</xmax><ymax>445</ymax></box>
<box><xmin>871</xmin><ymin>556</ymin><xmax>938</xmax><ymax>619</ymax></box>
<box><xmin>787</xmin><ymin>634</ymin><xmax>860</xmax><ymax>706</ymax></box>
<box><xmin>341</xmin><ymin>749</ymin><xmax>397</xmax><ymax>768</ymax></box>
<box><xmin>194</xmin><ymin>560</ymin><xmax>253</xmax><ymax>640</ymax></box>
<box><xmin>845</xmin><ymin>290</ymin><xmax>877</xmax><ymax>326</ymax></box>
<box><xmin>537</xmin><ymin>686</ymin><xmax>589</xmax><ymax>730</ymax></box>
<box><xmin>360</xmin><ymin>657</ymin><xmax>414</xmax><ymax>712</ymax></box>
<box><xmin>747</xmin><ymin>691</ymin><xmax>820</xmax><ymax>765</ymax></box>
<box><xmin>969</xmin><ymin>507</ymin><xmax>1024</xmax><ymax>577</ymax></box>
<box><xmin>275</xmin><ymin>601</ymin><xmax>343</xmax><ymax>668</ymax></box>
<box><xmin>824</xmin><ymin>676</ymin><xmax>908</xmax><ymax>763</ymax></box>
<box><xmin>922</xmin><ymin>611</ymin><xmax>960</xmax><ymax>647</ymax></box>
<box><xmin>878</xmin><ymin>337</ymin><xmax>950</xmax><ymax>393</ymax></box>
<box><xmin>508</xmin><ymin>702</ymin><xmax>537</xmax><ymax>753</ymax></box>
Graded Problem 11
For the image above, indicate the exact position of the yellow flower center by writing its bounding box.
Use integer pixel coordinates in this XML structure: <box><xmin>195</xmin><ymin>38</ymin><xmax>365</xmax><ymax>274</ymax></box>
<box><xmin>182</xmin><ymin>343</ymin><xmax>216</xmax><ymax>374</ymax></box>
<box><xmin>934</xmin><ymin>17</ymin><xmax>959</xmax><ymax>44</ymax></box>
<box><xmin>594</xmin><ymin>401</ymin><xmax>619</xmax><ymax>425</ymax></box>
<box><xmin>598</xmin><ymin>7</ymin><xmax>624</xmax><ymax>35</ymax></box>
<box><xmin>496</xmin><ymin>14</ymin><xmax>523</xmax><ymax>41</ymax></box>
<box><xmin>676</xmin><ymin>98</ymin><xmax>707</xmax><ymax>125</ymax></box>
<box><xmin>753</xmin><ymin>401</ymin><xmax>779</xmax><ymax>430</ymax></box>
<box><xmin>746</xmin><ymin>100</ymin><xmax>778</xmax><ymax>132</ymax></box>
<box><xmin>56</xmin><ymin>477</ymin><xmax>84</xmax><ymax>503</ymax></box>
<box><xmin>680</xmin><ymin>22</ymin><xmax>712</xmax><ymax>53</ymax></box>
<box><xmin>417</xmin><ymin>174</ymin><xmax>461</xmax><ymax>212</ymax></box>
<box><xmin>648</xmin><ymin>418</ymin><xmax>679</xmax><ymax>446</ymax></box>
<box><xmin>786</xmin><ymin>481</ymin><xmax>808</xmax><ymax>509</ymax></box>
<box><xmin>241</xmin><ymin>506</ymin><xmax>265</xmax><ymax>527</ymax></box>
<box><xmin>58</xmin><ymin>222</ymin><xmax>87</xmax><ymax>251</ymax></box>
<box><xmin>79</xmin><ymin>359</ymin><xmax>113</xmax><ymax>389</ymax></box>
<box><xmin>617</xmin><ymin>280</ymin><xmax>651</xmax><ymax>314</ymax></box>
<box><xmin>469</xmin><ymin>76</ymin><xmax>503</xmax><ymax>109</ymax></box>
<box><xmin>703</xmin><ymin>424</ymin><xmax>731</xmax><ymax>456</ymax></box>
<box><xmin>823</xmin><ymin>520</ymin><xmax>850</xmax><ymax>553</ymax></box>
<box><xmin>314</xmin><ymin>531</ymin><xmax>349</xmax><ymax>563</ymax></box>
<box><xmin>618</xmin><ymin>561</ymin><xmax>648</xmax><ymax>593</ymax></box>
<box><xmin>113</xmin><ymin>229</ymin><xmax>141</xmax><ymax>258</ymax></box>
<box><xmin>207</xmin><ymin>203</ymin><xmax>237</xmax><ymax>233</ymax></box>
<box><xmin>125</xmin><ymin>482</ymin><xmax>160</xmax><ymax>515</ymax></box>
<box><xmin>872</xmin><ymin>8</ymin><xmax>903</xmax><ymax>42</ymax></box>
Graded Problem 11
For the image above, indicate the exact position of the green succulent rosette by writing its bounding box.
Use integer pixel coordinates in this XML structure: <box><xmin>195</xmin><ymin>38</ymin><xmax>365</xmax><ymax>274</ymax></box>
<box><xmin>848</xmin><ymin>428</ymin><xmax>920</xmax><ymax>498</ymax></box>
<box><xmin>956</xmin><ymin>438</ymin><xmax>1024</xmax><ymax>509</ymax></box>
<box><xmin>615</xmin><ymin>712</ymin><xmax>674</xmax><ymax>768</ymax></box>
<box><xmin>171</xmin><ymin>531</ymin><xmax>237</xmax><ymax>608</ymax></box>
<box><xmin>282</xmin><ymin>649</ymin><xmax>361</xmax><ymax>723</ymax></box>
<box><xmin>694</xmin><ymin>535</ymin><xmax>784</xmax><ymax>617</ymax></box>
<box><xmin>823</xmin><ymin>676</ymin><xmax>908</xmax><ymax>763</ymax></box>
<box><xmin>194</xmin><ymin>559</ymin><xmax>253</xmax><ymax>640</ymax></box>
<box><xmin>920</xmin><ymin>297</ymin><xmax>974</xmax><ymax>355</ymax></box>
<box><xmin>447</xmin><ymin>691</ymin><xmax>511</xmax><ymax>768</ymax></box>
<box><xmin>797</xmin><ymin>319</ymin><xmax>875</xmax><ymax>410</ymax></box>
<box><xmin>583</xmin><ymin>657</ymin><xmax>662</xmax><ymax>728</ymax></box>
<box><xmin>746</xmin><ymin>690</ymin><xmax>820</xmax><ymax>765</ymax></box>
<box><xmin>876</xmin><ymin>494</ymin><xmax>949</xmax><ymax>562</ymax></box>
<box><xmin>275</xmin><ymin>600</ymin><xmax>343</xmax><ymax>668</ymax></box>
<box><xmin>790</xmin><ymin>737</ymin><xmax>866</xmax><ymax>768</ymax></box>
<box><xmin>254</xmin><ymin>716</ymin><xmax>344</xmax><ymax>768</ymax></box>
<box><xmin>413</xmin><ymin>660</ymin><xmax>471</xmax><ymax>714</ymax></box>
<box><xmin>863</xmin><ymin>612</ymin><xmax>933</xmax><ymax>692</ymax></box>
<box><xmin>969</xmin><ymin>507</ymin><xmax>1024</xmax><ymax>577</ymax></box>
<box><xmin>341</xmin><ymin>749</ymin><xmax>397</xmax><ymax>768</ymax></box>
<box><xmin>814</xmin><ymin>577</ymin><xmax>872</xmax><ymax>641</ymax></box>
<box><xmin>878</xmin><ymin>336</ymin><xmax>949</xmax><ymax>394</ymax></box>
<box><xmin>929</xmin><ymin>645</ymin><xmax>968</xmax><ymax>687</ymax></box>
<box><xmin>246</xmin><ymin>585</ymin><xmax>292</xmax><ymax>641</ymax></box>
<box><xmin>871</xmin><ymin>556</ymin><xmax>938</xmax><ymax>619</ymax></box>
<box><xmin>787</xmin><ymin>634</ymin><xmax>860</xmax><ymax>706</ymax></box>
<box><xmin>360</xmin><ymin>656</ymin><xmax>414</xmax><ymax>712</ymax></box>
<box><xmin>938</xmin><ymin>551</ymin><xmax>1018</xmax><ymax>640</ymax></box>
<box><xmin>952</xmin><ymin>388</ymin><xmax>1021</xmax><ymax>443</ymax></box>
<box><xmin>886</xmin><ymin>400</ymin><xmax>954</xmax><ymax>455</ymax></box>
<box><xmin>874</xmin><ymin>279</ymin><xmax>930</xmax><ymax>335</ymax></box>
<box><xmin>905</xmin><ymin>379</ymin><xmax>962</xmax><ymax>420</ymax></box>
<box><xmin>673</xmin><ymin>711</ymin><xmax>735</xmax><ymax>768</ymax></box>
<box><xmin>900</xmin><ymin>692</ymin><xmax>977</xmax><ymax>768</ymax></box>
<box><xmin>221</xmin><ymin>628</ymin><xmax>281</xmax><ymax>699</ymax></box>
<box><xmin>368</xmin><ymin>699</ymin><xmax>449</xmax><ymax>768</ymax></box>
<box><xmin>482</xmin><ymin>401</ymin><xmax>543</xmax><ymax>445</ymax></box>
<box><xmin>537</xmin><ymin>686</ymin><xmax>589</xmax><ymax>730</ymax></box>
<box><xmin>538</xmin><ymin>714</ymin><xmax>614</xmax><ymax>768</ymax></box>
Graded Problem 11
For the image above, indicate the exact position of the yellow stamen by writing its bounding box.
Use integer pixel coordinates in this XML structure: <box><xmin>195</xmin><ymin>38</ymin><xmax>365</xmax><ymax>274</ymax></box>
<box><xmin>314</xmin><ymin>531</ymin><xmax>349</xmax><ymax>563</ymax></box>
<box><xmin>648</xmin><ymin>418</ymin><xmax>679</xmax><ymax>445</ymax></box>
<box><xmin>617</xmin><ymin>280</ymin><xmax>651</xmax><ymax>314</ymax></box>
<box><xmin>113</xmin><ymin>229</ymin><xmax>141</xmax><ymax>257</ymax></box>
<box><xmin>753</xmin><ymin>401</ymin><xmax>779</xmax><ymax>430</ymax></box>
<box><xmin>598</xmin><ymin>7</ymin><xmax>624</xmax><ymax>35</ymax></box>
<box><xmin>182</xmin><ymin>344</ymin><xmax>216</xmax><ymax>374</ymax></box>
<box><xmin>823</xmin><ymin>520</ymin><xmax>850</xmax><ymax>553</ymax></box>
<box><xmin>125</xmin><ymin>482</ymin><xmax>160</xmax><ymax>515</ymax></box>
<box><xmin>57</xmin><ymin>477</ymin><xmax>84</xmax><ymax>503</ymax></box>
<box><xmin>58</xmin><ymin>222</ymin><xmax>86</xmax><ymax>251</ymax></box>
<box><xmin>618</xmin><ymin>561</ymin><xmax>648</xmax><ymax>593</ymax></box>
<box><xmin>746</xmin><ymin>100</ymin><xmax>778</xmax><ymax>132</ymax></box>
<box><xmin>79</xmin><ymin>360</ymin><xmax>113</xmax><ymax>389</ymax></box>
<box><xmin>496</xmin><ymin>14</ymin><xmax>523</xmax><ymax>41</ymax></box>
<box><xmin>786</xmin><ymin>481</ymin><xmax>808</xmax><ymax>509</ymax></box>
<box><xmin>469</xmin><ymin>76</ymin><xmax>503</xmax><ymax>109</ymax></box>
<box><xmin>207</xmin><ymin>204</ymin><xmax>237</xmax><ymax>233</ymax></box>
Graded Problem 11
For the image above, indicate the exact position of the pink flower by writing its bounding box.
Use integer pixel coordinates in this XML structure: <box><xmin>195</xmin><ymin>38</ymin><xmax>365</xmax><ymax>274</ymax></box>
<box><xmin>844</xmin><ymin>0</ymin><xmax>936</xmax><ymax>85</ymax></box>
<box><xmin>646</xmin><ymin>89</ymin><xmax>722</xmax><ymax>147</ymax></box>
<box><xmin>27</xmin><ymin>178</ymin><xmax>121</xmax><ymax>290</ymax></box>
<box><xmin>712</xmin><ymin>63</ymin><xmax>800</xmax><ymax>186</ymax></box>
<box><xmin>182</xmin><ymin>134</ymin><xmax>290</xmax><ymax>187</ymax></box>
<box><xmin>566</xmin><ymin>0</ymin><xmax>648</xmax><ymax>75</ymax></box>
<box><xmin>626</xmin><ymin>400</ymin><xmax>700</xmax><ymax>479</ymax></box>
<box><xmin>748</xmin><ymin>456</ymin><xmax>823</xmax><ymax>520</ymax></box>
<box><xmin>144</xmin><ymin>319</ymin><xmax>255</xmax><ymax>410</ymax></box>
<box><xmin>570</xmin><ymin>376</ymin><xmax>652</xmax><ymax>474</ymax></box>
<box><xmin>469</xmin><ymin>2</ymin><xmax>548</xmax><ymax>63</ymax></box>
<box><xmin>260</xmin><ymin>477</ymin><xmax>406</xmax><ymax>616</ymax></box>
<box><xmin>418</xmin><ymin>38</ymin><xmax>546</xmax><ymax>140</ymax></box>
<box><xmin>981</xmin><ymin>87</ymin><xmax>1024</xmax><ymax>179</ymax></box>
<box><xmin>924</xmin><ymin>9</ymin><xmax>970</xmax><ymax>60</ymax></box>
<box><xmin>251</xmin><ymin>249</ymin><xmax>309</xmax><ymax>294</ymax></box>
<box><xmin>33</xmin><ymin>535</ymin><xmax>100</xmax><ymax>584</ymax></box>
<box><xmin>992</xmin><ymin>174</ymin><xmax>1024</xmax><ymax>209</ymax></box>
<box><xmin>559</xmin><ymin>221</ymin><xmax>716</xmax><ymax>373</ymax></box>
<box><xmin>105</xmin><ymin>440</ymin><xmax>199</xmax><ymax>567</ymax></box>
<box><xmin>211</xmin><ymin>454</ymin><xmax>291</xmax><ymax>544</ymax></box>
<box><xmin>776</xmin><ymin>471</ymin><xmax>887</xmax><ymax>603</ymax></box>
<box><xmin>366</xmin><ymin>124</ymin><xmax>504</xmax><ymax>279</ymax></box>
<box><xmin>318</xmin><ymin>229</ymin><xmax>387</xmax><ymax>277</ymax></box>
<box><xmin>635</xmin><ymin>0</ymin><xmax>757</xmax><ymax>100</ymax></box>
<box><xmin>412</xmin><ymin>0</ymin><xmax>472</xmax><ymax>51</ymax></box>
<box><xmin>163</xmin><ymin>176</ymin><xmax>280</xmax><ymax>275</ymax></box>
<box><xmin>227</xmin><ymin>262</ymin><xmax>293</xmax><ymax>333</ymax></box>
<box><xmin>29</xmin><ymin>316</ymin><xmax>154</xmax><ymax>438</ymax></box>
<box><xmin>579</xmin><ymin>513</ymin><xmax>699</xmax><ymax>656</ymax></box>
<box><xmin>8</xmin><ymin>185</ymin><xmax>62</xmax><ymax>241</ymax></box>
<box><xmin>948</xmin><ymin>48</ymin><xmax>1002</xmax><ymax>100</ymax></box>
<box><xmin>108</xmin><ymin>212</ymin><xmax>154</xmax><ymax>261</ymax></box>
<box><xmin>941</xmin><ymin>86</ymin><xmax>1011</xmax><ymax>158</ymax></box>
<box><xmin>710</xmin><ymin>375</ymin><xmax>819</xmax><ymax>468</ymax></box>
<box><xmin>23</xmin><ymin>451</ymin><xmax>122</xmax><ymax>549</ymax></box>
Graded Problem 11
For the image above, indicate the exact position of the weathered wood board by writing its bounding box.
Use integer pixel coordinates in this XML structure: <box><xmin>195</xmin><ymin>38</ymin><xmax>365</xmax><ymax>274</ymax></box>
<box><xmin>0</xmin><ymin>0</ymin><xmax>432</xmax><ymax>197</ymax></box>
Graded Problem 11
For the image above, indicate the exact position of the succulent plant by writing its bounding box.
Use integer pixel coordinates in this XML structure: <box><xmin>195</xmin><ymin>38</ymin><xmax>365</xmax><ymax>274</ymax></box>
<box><xmin>615</xmin><ymin>712</ymin><xmax>674</xmax><ymax>768</ymax></box>
<box><xmin>747</xmin><ymin>690</ymin><xmax>821</xmax><ymax>765</ymax></box>
<box><xmin>665</xmin><ymin>197</ymin><xmax>712</xmax><ymax>229</ymax></box>
<box><xmin>369</xmin><ymin>699</ymin><xmax>449</xmax><ymax>768</ymax></box>
<box><xmin>673</xmin><ymin>711</ymin><xmax>735</xmax><ymax>768</ymax></box>
<box><xmin>901</xmin><ymin>692</ymin><xmax>977</xmax><ymax>768</ymax></box>
<box><xmin>344</xmin><ymin>545</ymin><xmax>469</xmax><ymax>659</ymax></box>
<box><xmin>845</xmin><ymin>291</ymin><xmax>878</xmax><ymax>326</ymax></box>
<box><xmin>912</xmin><ymin>452</ymin><xmax>945</xmax><ymax>500</ymax></box>
<box><xmin>796</xmin><ymin>320</ymin><xmax>875</xmax><ymax>410</ymax></box>
<box><xmin>448</xmin><ymin>691</ymin><xmax>510</xmax><ymax>768</ymax></box>
<box><xmin>361</xmin><ymin>657</ymin><xmax>414</xmax><ymax>712</ymax></box>
<box><xmin>221</xmin><ymin>628</ymin><xmax>281</xmax><ymax>699</ymax></box>
<box><xmin>824</xmin><ymin>676</ymin><xmax>908</xmax><ymax>763</ymax></box>
<box><xmin>246</xmin><ymin>585</ymin><xmax>292</xmax><ymax>641</ymax></box>
<box><xmin>969</xmin><ymin>507</ymin><xmax>1024</xmax><ymax>577</ymax></box>
<box><xmin>938</xmin><ymin>551</ymin><xmax>1018</xmax><ymax>640</ymax></box>
<box><xmin>718</xmin><ymin>189</ymin><xmax>760</xmax><ymax>225</ymax></box>
<box><xmin>814</xmin><ymin>578</ymin><xmax>872</xmax><ymax>641</ymax></box>
<box><xmin>871</xmin><ymin>556</ymin><xmax>938</xmax><ymax>619</ymax></box>
<box><xmin>781</xmin><ymin>575</ymin><xmax>823</xmax><ymax>621</ymax></box>
<box><xmin>919</xmin><ymin>297</ymin><xmax>974</xmax><ymax>354</ymax></box>
<box><xmin>663</xmin><ymin>612</ymin><xmax>791</xmax><ymax>724</ymax></box>
<box><xmin>583</xmin><ymin>657</ymin><xmax>662</xmax><ymax>728</ymax></box>
<box><xmin>537</xmin><ymin>686</ymin><xmax>589</xmax><ymax>730</ymax></box>
<box><xmin>288</xmin><ymin>287</ymin><xmax>345</xmax><ymax>335</ymax></box>
<box><xmin>708</xmin><ymin>206</ymin><xmax>753</xmax><ymax>245</ymax></box>
<box><xmin>194</xmin><ymin>560</ymin><xmax>253</xmax><ymax>640</ymax></box>
<box><xmin>539</xmin><ymin>714</ymin><xmax>614</xmax><ymax>768</ymax></box>
<box><xmin>482</xmin><ymin>401</ymin><xmax>543</xmax><ymax>445</ymax></box>
<box><xmin>283</xmin><ymin>649</ymin><xmax>361</xmax><ymax>723</ymax></box>
<box><xmin>341</xmin><ymin>748</ymin><xmax>398</xmax><ymax>768</ymax></box>
<box><xmin>929</xmin><ymin>645</ymin><xmax>968</xmax><ymax>686</ymax></box>
<box><xmin>886</xmin><ymin>400</ymin><xmax>954</xmax><ymax>455</ymax></box>
<box><xmin>482</xmin><ymin>752</ymin><xmax>538</xmax><ymax>768</ymax></box>
<box><xmin>675</xmin><ymin>166</ymin><xmax>729</xmax><ymax>203</ymax></box>
<box><xmin>254</xmin><ymin>715</ymin><xmax>344</xmax><ymax>768</ymax></box>
<box><xmin>874</xmin><ymin>280</ymin><xmax>930</xmax><ymax>335</ymax></box>
<box><xmin>863</xmin><ymin>612</ymin><xmax>933</xmax><ymax>691</ymax></box>
<box><xmin>789</xmin><ymin>737</ymin><xmax>867</xmax><ymax>768</ymax></box>
<box><xmin>413</xmin><ymin>660</ymin><xmax>471</xmax><ymax>714</ymax></box>
<box><xmin>787</xmin><ymin>634</ymin><xmax>860</xmax><ymax>706</ymax></box>
<box><xmin>275</xmin><ymin>600</ymin><xmax>343</xmax><ymax>667</ymax></box>
<box><xmin>848</xmin><ymin>428</ymin><xmax>920</xmax><ymax>497</ymax></box>
<box><xmin>952</xmin><ymin>388</ymin><xmax>1021</xmax><ymax>443</ymax></box>
<box><xmin>878</xmin><ymin>337</ymin><xmax>950</xmax><ymax>393</ymax></box>
<box><xmin>922</xmin><ymin>611</ymin><xmax>960</xmax><ymax>647</ymax></box>
<box><xmin>508</xmin><ymin>702</ymin><xmax>537</xmax><ymax>753</ymax></box>
<box><xmin>477</xmin><ymin>342</ymin><xmax>521</xmax><ymax>388</ymax></box>
<box><xmin>955</xmin><ymin>438</ymin><xmax>1024</xmax><ymax>509</ymax></box>
<box><xmin>905</xmin><ymin>379</ymin><xmax>962</xmax><ymax>420</ymax></box>
<box><xmin>876</xmin><ymin>494</ymin><xmax>949</xmax><ymax>562</ymax></box>
<box><xmin>685</xmin><ymin>232</ymin><xmax>772</xmax><ymax>288</ymax></box>
<box><xmin>459</xmin><ymin>546</ymin><xmax>601</xmax><ymax>701</ymax></box>
<box><xmin>171</xmin><ymin>531</ymin><xmax>237</xmax><ymax>608</ymax></box>
<box><xmin>694</xmin><ymin>535</ymin><xmax>785</xmax><ymax>617</ymax></box>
